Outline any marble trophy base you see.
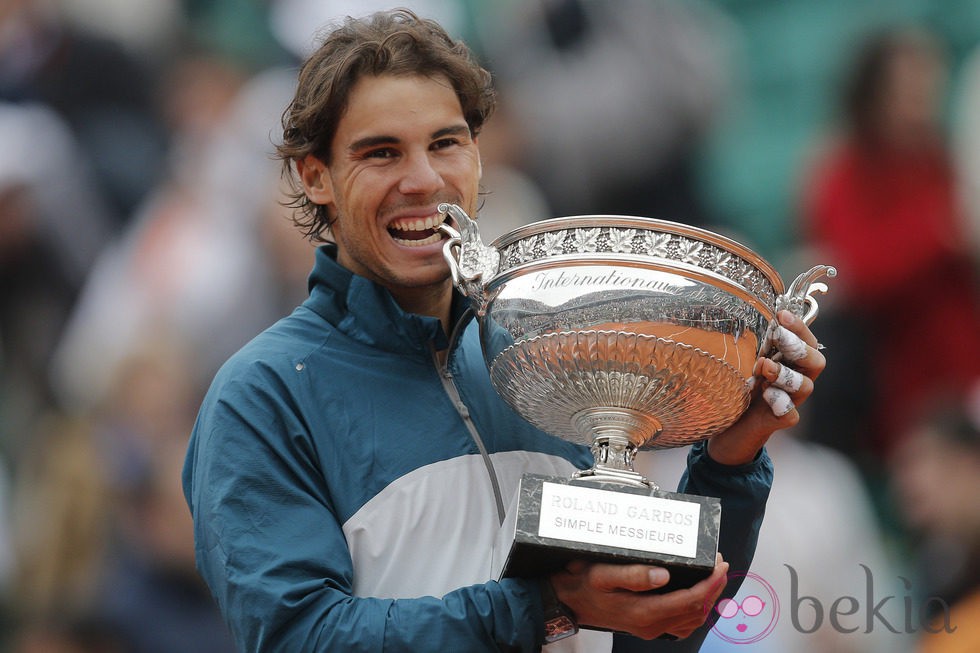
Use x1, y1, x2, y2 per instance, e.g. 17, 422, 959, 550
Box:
500, 474, 721, 595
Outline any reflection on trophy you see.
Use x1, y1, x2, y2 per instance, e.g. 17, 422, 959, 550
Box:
438, 203, 836, 592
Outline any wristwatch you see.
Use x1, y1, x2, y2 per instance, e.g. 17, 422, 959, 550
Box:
539, 578, 579, 643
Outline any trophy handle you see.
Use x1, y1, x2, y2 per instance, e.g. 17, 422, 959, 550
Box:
777, 264, 837, 326
438, 203, 500, 313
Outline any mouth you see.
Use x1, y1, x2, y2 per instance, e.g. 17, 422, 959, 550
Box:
386, 212, 451, 248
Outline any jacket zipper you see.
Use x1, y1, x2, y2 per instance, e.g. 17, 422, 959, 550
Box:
433, 317, 506, 526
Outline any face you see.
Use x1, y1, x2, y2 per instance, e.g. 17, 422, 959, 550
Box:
891, 427, 980, 538
877, 44, 946, 144
298, 73, 481, 305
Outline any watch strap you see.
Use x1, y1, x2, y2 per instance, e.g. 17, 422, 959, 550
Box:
539, 578, 579, 643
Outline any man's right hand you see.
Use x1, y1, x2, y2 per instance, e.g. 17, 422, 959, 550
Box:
548, 554, 729, 640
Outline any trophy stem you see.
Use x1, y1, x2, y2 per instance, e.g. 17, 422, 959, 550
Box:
571, 408, 661, 489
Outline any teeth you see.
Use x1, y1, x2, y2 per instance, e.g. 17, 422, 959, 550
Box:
392, 232, 443, 247
389, 214, 443, 232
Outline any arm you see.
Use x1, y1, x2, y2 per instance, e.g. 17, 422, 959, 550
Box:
679, 307, 823, 596
182, 377, 546, 652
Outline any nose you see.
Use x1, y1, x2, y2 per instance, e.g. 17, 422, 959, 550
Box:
398, 152, 445, 195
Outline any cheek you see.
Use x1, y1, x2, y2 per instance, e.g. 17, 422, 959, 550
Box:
447, 154, 483, 205
341, 167, 394, 211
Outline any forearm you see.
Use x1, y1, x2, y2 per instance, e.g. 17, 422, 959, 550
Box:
678, 440, 773, 576
190, 464, 546, 653
213, 576, 544, 652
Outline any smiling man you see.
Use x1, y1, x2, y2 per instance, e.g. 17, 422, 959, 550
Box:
293, 72, 480, 335
182, 9, 825, 652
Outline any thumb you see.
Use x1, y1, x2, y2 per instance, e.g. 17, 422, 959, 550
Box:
649, 566, 670, 590
604, 565, 670, 592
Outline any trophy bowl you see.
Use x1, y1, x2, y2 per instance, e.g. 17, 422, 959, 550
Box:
439, 203, 835, 586
439, 203, 835, 487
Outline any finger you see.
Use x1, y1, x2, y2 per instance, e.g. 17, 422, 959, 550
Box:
704, 554, 730, 604
777, 310, 818, 347
588, 563, 671, 593
665, 617, 710, 640
626, 559, 730, 639
661, 560, 731, 639
646, 558, 729, 619
759, 358, 813, 397
773, 362, 805, 393
664, 559, 730, 628
771, 325, 808, 362
763, 387, 795, 417
770, 325, 826, 376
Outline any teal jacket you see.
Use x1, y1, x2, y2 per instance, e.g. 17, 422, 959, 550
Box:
183, 245, 773, 652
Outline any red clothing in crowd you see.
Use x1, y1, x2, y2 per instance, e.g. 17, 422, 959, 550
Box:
803, 138, 980, 451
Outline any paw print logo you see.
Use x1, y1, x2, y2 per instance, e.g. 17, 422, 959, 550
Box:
706, 571, 779, 645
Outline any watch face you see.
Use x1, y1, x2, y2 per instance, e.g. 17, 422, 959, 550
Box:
544, 614, 578, 643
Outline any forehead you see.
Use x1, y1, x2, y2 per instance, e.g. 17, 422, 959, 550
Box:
335, 73, 465, 143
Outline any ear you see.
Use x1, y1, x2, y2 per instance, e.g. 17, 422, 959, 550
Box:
296, 155, 334, 206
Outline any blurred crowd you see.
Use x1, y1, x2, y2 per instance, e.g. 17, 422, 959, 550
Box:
0, 0, 979, 651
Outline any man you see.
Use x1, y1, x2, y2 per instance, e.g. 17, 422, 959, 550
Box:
183, 9, 825, 652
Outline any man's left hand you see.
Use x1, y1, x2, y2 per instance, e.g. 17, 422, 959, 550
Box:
706, 310, 826, 466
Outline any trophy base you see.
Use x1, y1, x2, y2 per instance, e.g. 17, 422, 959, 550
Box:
499, 473, 721, 594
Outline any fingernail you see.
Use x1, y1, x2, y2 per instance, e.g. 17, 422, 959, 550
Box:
649, 568, 670, 586
763, 358, 779, 379
779, 310, 797, 326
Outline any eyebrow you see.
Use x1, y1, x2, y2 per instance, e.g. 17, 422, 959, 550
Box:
347, 124, 472, 153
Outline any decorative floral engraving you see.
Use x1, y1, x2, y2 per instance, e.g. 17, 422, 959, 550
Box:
643, 232, 672, 258
608, 228, 636, 254
735, 261, 753, 287
573, 227, 600, 252
543, 231, 565, 257
677, 240, 703, 266
714, 250, 735, 276
517, 236, 537, 261
497, 225, 777, 303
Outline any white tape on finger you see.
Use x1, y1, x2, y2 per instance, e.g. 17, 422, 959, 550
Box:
773, 326, 808, 362
775, 364, 804, 393
763, 387, 795, 417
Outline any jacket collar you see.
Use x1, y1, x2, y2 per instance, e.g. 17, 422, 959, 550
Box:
303, 244, 471, 354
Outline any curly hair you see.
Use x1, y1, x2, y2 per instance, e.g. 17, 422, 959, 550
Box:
276, 8, 496, 242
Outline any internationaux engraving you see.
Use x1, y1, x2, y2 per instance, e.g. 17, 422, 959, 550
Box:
498, 226, 777, 307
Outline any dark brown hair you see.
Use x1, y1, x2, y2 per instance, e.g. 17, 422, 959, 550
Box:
841, 26, 943, 145
276, 8, 496, 241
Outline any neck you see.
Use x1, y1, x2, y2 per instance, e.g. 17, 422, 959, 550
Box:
389, 282, 454, 336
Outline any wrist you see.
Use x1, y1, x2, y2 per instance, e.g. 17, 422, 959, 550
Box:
706, 438, 762, 467
538, 577, 578, 643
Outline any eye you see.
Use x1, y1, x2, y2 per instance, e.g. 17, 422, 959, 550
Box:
431, 137, 460, 151
364, 147, 398, 159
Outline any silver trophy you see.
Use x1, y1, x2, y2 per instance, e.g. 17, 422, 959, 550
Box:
439, 203, 835, 589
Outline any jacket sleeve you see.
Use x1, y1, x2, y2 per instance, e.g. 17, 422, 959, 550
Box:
612, 440, 774, 653
182, 372, 546, 653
